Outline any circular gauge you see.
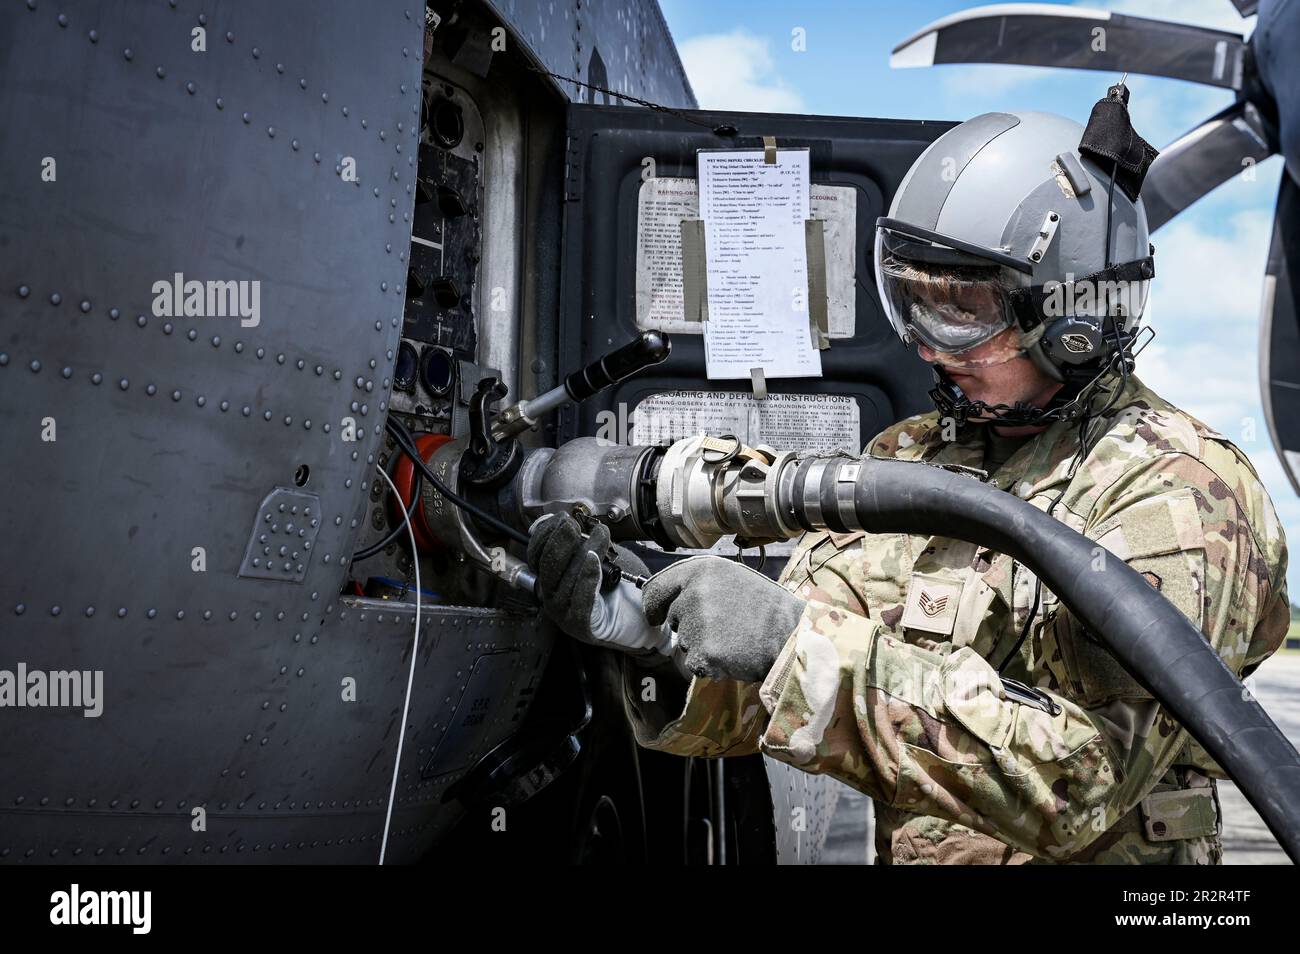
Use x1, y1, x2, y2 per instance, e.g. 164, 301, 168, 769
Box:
419, 346, 455, 397
429, 97, 464, 150
393, 341, 418, 392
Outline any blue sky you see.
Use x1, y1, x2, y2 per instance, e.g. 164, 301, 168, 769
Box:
659, 0, 1299, 598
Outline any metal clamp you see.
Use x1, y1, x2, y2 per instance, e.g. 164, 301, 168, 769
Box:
999, 676, 1062, 716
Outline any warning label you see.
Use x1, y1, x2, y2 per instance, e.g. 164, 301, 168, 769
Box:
634, 177, 858, 338
631, 390, 861, 456
635, 178, 698, 336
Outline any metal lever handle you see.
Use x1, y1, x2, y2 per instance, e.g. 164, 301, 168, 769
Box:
492, 332, 673, 440
563, 331, 671, 402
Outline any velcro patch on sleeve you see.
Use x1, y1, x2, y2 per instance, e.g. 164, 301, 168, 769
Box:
1093, 487, 1205, 562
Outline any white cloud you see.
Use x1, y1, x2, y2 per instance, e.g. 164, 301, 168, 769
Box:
1143, 206, 1274, 329
677, 31, 806, 113
939, 63, 1057, 98
1137, 340, 1258, 435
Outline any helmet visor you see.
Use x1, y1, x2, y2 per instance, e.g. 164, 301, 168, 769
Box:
874, 218, 1028, 354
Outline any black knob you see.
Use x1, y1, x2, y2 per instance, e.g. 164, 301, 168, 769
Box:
437, 185, 468, 217
406, 267, 427, 300
431, 277, 461, 309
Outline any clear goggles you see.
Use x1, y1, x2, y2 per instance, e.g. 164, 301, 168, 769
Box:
873, 217, 1033, 356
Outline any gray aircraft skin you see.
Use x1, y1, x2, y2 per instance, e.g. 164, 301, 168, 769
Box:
1, 0, 1297, 865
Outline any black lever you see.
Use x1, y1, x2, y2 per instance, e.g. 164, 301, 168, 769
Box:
462, 377, 522, 491
563, 331, 671, 402
469, 377, 507, 458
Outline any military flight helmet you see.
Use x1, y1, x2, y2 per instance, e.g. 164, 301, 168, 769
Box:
873, 95, 1157, 426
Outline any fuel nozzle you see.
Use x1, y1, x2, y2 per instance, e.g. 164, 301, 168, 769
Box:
492, 331, 671, 440
442, 334, 671, 583
565, 505, 650, 594
506, 332, 670, 584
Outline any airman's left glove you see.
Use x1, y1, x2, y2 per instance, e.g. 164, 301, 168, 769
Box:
527, 512, 673, 655
642, 555, 806, 683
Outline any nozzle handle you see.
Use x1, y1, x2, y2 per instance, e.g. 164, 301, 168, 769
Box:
564, 331, 671, 402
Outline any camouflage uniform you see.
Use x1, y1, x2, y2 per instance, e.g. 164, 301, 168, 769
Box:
623, 374, 1289, 864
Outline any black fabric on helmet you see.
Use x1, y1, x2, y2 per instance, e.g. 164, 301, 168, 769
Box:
1078, 83, 1159, 202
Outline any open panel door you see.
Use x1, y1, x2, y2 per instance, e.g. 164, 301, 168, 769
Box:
1263, 174, 1300, 495
557, 103, 954, 567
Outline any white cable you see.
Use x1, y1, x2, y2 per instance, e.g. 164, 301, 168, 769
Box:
375, 464, 421, 865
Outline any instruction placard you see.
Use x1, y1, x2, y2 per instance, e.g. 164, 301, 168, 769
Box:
697, 148, 820, 380
635, 177, 857, 338
631, 390, 861, 456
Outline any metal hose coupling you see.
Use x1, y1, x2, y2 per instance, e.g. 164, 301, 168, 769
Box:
653, 434, 804, 549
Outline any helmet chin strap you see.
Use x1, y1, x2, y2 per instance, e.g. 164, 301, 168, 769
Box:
929, 362, 1113, 429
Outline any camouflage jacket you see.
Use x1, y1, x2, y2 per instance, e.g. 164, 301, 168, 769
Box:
623, 374, 1289, 864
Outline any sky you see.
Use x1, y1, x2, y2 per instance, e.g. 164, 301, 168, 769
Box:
657, 0, 1300, 598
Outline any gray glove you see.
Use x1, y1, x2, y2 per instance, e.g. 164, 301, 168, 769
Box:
526, 512, 673, 655
642, 555, 807, 682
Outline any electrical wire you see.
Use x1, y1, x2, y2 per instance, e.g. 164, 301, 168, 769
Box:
352, 467, 422, 562
384, 417, 530, 546
376, 463, 421, 866
523, 63, 730, 133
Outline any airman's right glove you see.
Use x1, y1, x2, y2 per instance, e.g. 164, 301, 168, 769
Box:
526, 512, 674, 656
642, 555, 805, 682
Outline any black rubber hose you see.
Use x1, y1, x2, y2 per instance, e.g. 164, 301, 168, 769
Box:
385, 417, 529, 546
794, 457, 1300, 863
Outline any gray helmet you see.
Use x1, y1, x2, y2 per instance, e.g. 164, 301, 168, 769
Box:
874, 110, 1154, 384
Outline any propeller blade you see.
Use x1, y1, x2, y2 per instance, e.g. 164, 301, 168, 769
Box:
1143, 100, 1275, 231
892, 3, 1248, 90
1261, 175, 1300, 494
